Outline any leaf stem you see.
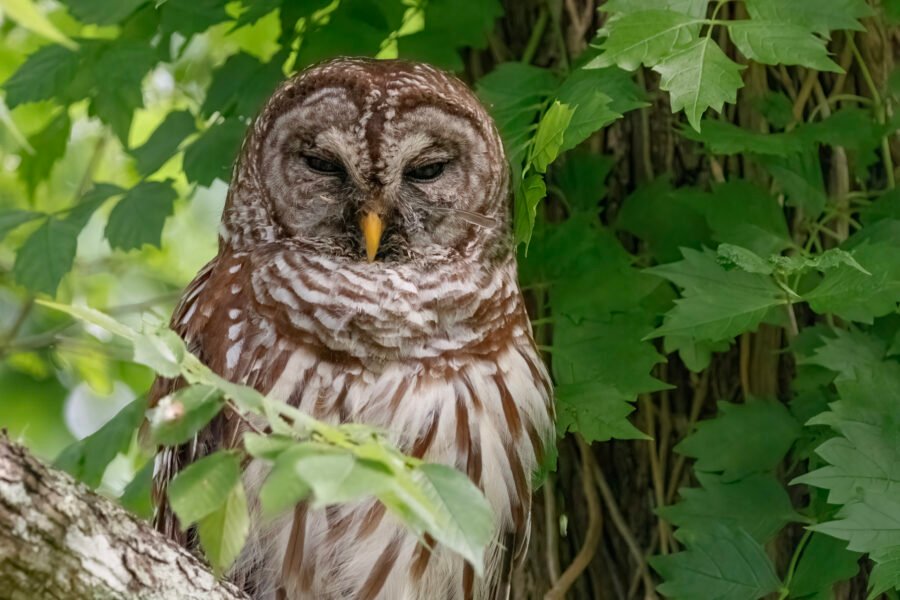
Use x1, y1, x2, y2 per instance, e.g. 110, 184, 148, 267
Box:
778, 528, 813, 599
847, 35, 895, 189
521, 6, 549, 65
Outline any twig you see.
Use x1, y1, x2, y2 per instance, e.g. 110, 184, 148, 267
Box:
590, 453, 658, 598
543, 474, 562, 584
665, 370, 710, 504
640, 395, 672, 555
545, 436, 603, 600
791, 69, 819, 122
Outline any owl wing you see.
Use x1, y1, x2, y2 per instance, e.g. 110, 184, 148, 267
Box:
148, 256, 246, 546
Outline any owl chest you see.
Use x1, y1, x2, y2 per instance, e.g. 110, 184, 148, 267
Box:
258, 342, 552, 526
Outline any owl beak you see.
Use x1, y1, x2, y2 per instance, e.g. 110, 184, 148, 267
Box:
360, 212, 384, 262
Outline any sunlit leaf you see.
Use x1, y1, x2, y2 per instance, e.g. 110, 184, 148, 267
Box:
168, 450, 241, 526
197, 481, 249, 574
0, 0, 77, 48
588, 10, 699, 71
654, 37, 744, 132
54, 396, 146, 488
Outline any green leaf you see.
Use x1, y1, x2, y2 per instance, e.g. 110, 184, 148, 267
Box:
551, 152, 615, 214
803, 226, 900, 323
120, 459, 154, 519
869, 547, 900, 598
160, 0, 230, 37
183, 119, 246, 186
167, 450, 242, 526
811, 491, 900, 553
863, 188, 900, 226
477, 63, 557, 165
197, 481, 249, 574
659, 472, 799, 542
397, 0, 503, 71
744, 0, 873, 35
3, 44, 80, 108
788, 534, 861, 597
258, 445, 313, 517
86, 40, 159, 145
555, 68, 625, 151
556, 380, 648, 442
54, 396, 146, 488
616, 178, 712, 263
132, 328, 186, 379
243, 432, 297, 461
417, 463, 494, 575
528, 101, 575, 174
653, 37, 745, 132
13, 217, 79, 295
201, 52, 283, 119
147, 385, 224, 446
675, 400, 801, 481
105, 180, 177, 250
692, 181, 792, 256
295, 0, 405, 67
553, 311, 667, 396
650, 524, 781, 599
513, 174, 546, 247
664, 335, 731, 372
681, 120, 805, 156
0, 210, 43, 242
754, 91, 794, 128
797, 328, 887, 383
291, 451, 393, 506
545, 219, 665, 318
131, 111, 196, 176
589, 10, 699, 71
770, 249, 870, 277
755, 151, 827, 218
557, 91, 618, 153
602, 0, 709, 17
0, 0, 77, 48
648, 249, 787, 343
716, 244, 774, 275
89, 47, 156, 148
795, 108, 883, 178
60, 0, 148, 24
728, 22, 841, 72
18, 111, 71, 196
795, 417, 900, 505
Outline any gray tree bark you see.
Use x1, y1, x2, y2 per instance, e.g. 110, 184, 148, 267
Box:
0, 434, 246, 600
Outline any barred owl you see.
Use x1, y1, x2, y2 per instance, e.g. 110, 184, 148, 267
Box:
150, 58, 554, 600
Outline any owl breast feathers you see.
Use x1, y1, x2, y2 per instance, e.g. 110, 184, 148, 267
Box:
150, 57, 555, 600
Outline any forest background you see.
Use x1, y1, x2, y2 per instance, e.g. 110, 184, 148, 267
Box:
1, 0, 899, 598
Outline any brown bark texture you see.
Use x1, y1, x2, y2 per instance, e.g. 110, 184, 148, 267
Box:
0, 433, 246, 600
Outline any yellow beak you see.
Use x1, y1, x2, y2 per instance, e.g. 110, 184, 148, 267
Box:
360, 212, 384, 263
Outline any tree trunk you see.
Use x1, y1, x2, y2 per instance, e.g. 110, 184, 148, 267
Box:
0, 434, 246, 600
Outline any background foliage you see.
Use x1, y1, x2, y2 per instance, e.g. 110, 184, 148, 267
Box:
1, 0, 899, 598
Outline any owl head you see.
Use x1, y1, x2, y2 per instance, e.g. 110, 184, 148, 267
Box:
221, 58, 510, 266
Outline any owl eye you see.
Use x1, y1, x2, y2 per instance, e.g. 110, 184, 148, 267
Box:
405, 161, 446, 182
303, 155, 345, 176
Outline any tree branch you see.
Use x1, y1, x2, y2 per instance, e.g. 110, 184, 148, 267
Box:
0, 433, 247, 600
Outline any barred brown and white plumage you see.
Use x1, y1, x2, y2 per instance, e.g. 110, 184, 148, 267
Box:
150, 57, 555, 600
